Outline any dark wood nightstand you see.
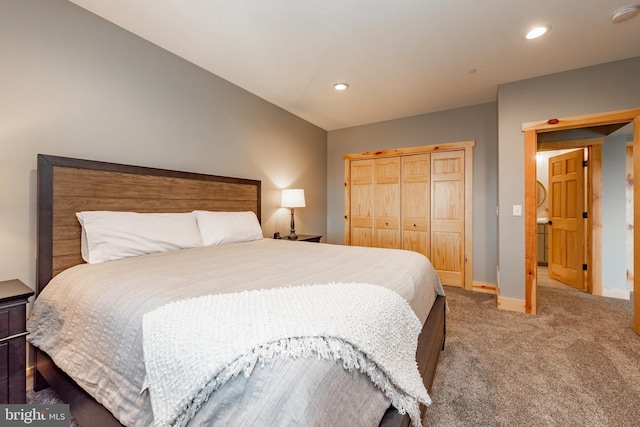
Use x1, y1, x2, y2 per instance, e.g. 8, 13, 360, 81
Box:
0, 279, 34, 404
286, 235, 322, 243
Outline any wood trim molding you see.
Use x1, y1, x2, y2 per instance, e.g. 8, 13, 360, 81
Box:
464, 144, 473, 291
590, 145, 603, 296
343, 140, 475, 160
538, 137, 605, 152
497, 295, 527, 313
495, 280, 525, 312
626, 145, 635, 293
472, 281, 497, 295
524, 130, 538, 314
344, 158, 352, 245
522, 108, 640, 132
634, 115, 640, 334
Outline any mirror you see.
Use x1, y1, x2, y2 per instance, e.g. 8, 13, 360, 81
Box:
536, 180, 547, 207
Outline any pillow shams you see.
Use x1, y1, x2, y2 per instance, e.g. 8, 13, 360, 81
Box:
193, 211, 263, 245
76, 211, 202, 264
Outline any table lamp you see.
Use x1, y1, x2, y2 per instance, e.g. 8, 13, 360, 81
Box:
281, 189, 305, 240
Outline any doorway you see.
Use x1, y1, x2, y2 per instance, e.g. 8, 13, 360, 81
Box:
537, 147, 592, 292
522, 107, 640, 335
536, 139, 610, 297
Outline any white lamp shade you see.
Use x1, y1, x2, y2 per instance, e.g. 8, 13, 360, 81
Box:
281, 189, 306, 208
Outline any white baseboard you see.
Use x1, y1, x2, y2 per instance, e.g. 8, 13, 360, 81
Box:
602, 287, 631, 300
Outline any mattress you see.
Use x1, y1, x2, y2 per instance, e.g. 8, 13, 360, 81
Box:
27, 238, 443, 426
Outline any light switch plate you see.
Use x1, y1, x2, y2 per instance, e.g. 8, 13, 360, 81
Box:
513, 205, 522, 216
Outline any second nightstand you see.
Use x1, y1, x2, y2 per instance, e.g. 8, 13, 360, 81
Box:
0, 279, 34, 404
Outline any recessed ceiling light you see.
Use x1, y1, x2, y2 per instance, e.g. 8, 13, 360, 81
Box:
611, 6, 639, 23
333, 83, 349, 91
525, 26, 550, 40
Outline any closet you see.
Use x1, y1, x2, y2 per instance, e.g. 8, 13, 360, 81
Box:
344, 141, 474, 288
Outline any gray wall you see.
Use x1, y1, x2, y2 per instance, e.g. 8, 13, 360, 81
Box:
497, 57, 640, 300
0, 0, 327, 291
327, 103, 498, 285
602, 135, 628, 293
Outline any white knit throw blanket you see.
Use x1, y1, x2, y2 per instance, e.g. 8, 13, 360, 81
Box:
142, 283, 430, 427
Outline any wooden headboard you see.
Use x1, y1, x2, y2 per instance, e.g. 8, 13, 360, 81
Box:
37, 154, 261, 294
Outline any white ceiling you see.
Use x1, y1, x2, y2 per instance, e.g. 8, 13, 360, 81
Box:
69, 0, 640, 131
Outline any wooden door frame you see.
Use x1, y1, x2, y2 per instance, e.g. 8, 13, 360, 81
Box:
536, 142, 602, 298
344, 140, 474, 290
522, 108, 640, 335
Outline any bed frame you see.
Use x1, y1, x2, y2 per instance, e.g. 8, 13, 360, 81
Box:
35, 154, 445, 427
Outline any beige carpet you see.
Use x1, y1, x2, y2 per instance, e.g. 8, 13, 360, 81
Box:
423, 285, 640, 427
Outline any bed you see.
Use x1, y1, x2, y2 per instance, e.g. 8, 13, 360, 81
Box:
30, 154, 446, 427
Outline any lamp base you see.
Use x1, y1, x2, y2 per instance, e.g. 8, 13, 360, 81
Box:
287, 208, 298, 240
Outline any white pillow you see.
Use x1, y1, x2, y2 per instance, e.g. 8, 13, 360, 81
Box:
76, 211, 202, 264
193, 211, 263, 246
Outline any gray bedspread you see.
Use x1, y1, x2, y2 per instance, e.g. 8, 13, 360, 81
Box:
27, 239, 442, 426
